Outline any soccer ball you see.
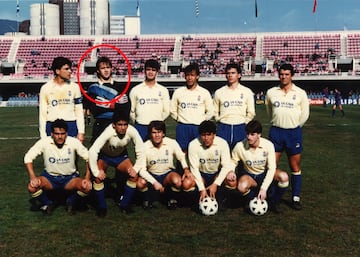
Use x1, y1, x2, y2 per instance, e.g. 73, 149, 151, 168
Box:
199, 196, 218, 216
249, 197, 268, 216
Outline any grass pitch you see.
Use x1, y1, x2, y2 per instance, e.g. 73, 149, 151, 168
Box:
0, 105, 359, 257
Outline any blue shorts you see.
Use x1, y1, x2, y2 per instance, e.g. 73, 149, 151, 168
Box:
41, 170, 79, 190
269, 126, 303, 155
240, 170, 266, 186
176, 123, 199, 151
99, 152, 129, 168
46, 120, 78, 137
151, 170, 173, 185
135, 123, 148, 141
217, 122, 246, 149
200, 171, 218, 187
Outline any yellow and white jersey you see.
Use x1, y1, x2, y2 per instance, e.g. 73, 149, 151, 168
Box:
170, 85, 214, 125
265, 83, 309, 129
188, 136, 233, 191
139, 137, 188, 184
231, 137, 276, 191
89, 124, 145, 177
39, 79, 84, 138
213, 83, 255, 124
129, 82, 170, 124
24, 136, 88, 176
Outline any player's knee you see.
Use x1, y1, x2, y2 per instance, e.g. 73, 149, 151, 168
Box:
182, 178, 196, 191
136, 178, 147, 190
278, 171, 289, 183
237, 181, 249, 194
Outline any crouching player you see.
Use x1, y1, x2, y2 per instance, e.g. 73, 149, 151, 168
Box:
231, 120, 289, 214
89, 109, 145, 217
24, 119, 92, 215
137, 120, 196, 210
188, 120, 236, 209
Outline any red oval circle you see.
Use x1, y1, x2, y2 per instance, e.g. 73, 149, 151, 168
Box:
76, 44, 131, 106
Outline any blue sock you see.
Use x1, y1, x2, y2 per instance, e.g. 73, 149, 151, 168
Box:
32, 189, 52, 206
119, 181, 136, 208
94, 182, 107, 209
291, 171, 302, 199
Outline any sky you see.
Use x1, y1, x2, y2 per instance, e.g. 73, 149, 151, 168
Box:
1, 0, 360, 34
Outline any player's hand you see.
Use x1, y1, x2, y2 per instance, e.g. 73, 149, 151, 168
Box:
207, 183, 217, 198
81, 179, 92, 192
199, 190, 208, 202
182, 168, 194, 180
97, 170, 106, 181
153, 182, 164, 193
257, 188, 267, 201
77, 133, 85, 143
226, 171, 237, 183
30, 177, 41, 188
127, 167, 137, 178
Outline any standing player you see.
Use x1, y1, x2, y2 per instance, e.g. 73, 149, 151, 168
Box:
129, 59, 170, 141
265, 63, 310, 210
89, 109, 145, 217
39, 56, 85, 142
231, 120, 289, 213
170, 63, 214, 152
331, 88, 345, 117
87, 56, 131, 144
24, 119, 92, 215
188, 120, 236, 203
137, 120, 195, 209
213, 63, 255, 149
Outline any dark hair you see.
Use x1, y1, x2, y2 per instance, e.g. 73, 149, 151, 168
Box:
183, 63, 200, 76
148, 120, 166, 135
145, 59, 160, 71
245, 120, 262, 134
225, 63, 242, 74
96, 56, 112, 70
51, 119, 68, 132
51, 56, 72, 75
112, 109, 130, 123
199, 120, 216, 134
279, 63, 294, 76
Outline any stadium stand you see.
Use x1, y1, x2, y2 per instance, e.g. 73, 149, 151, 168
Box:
0, 31, 360, 78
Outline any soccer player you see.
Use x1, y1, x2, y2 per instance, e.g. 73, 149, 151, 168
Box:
188, 120, 236, 204
137, 120, 196, 210
170, 63, 214, 152
38, 56, 85, 142
88, 109, 145, 217
265, 63, 310, 210
331, 88, 345, 117
24, 119, 92, 215
129, 59, 170, 141
87, 56, 131, 144
213, 63, 255, 149
231, 120, 289, 214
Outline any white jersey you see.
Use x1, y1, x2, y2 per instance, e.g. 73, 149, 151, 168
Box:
232, 137, 276, 191
265, 83, 309, 129
140, 137, 188, 184
213, 83, 255, 124
39, 79, 84, 138
129, 82, 170, 124
170, 85, 214, 125
24, 136, 88, 176
89, 124, 145, 177
188, 136, 233, 191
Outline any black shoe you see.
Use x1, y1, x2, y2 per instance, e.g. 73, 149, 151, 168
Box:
167, 199, 178, 210
119, 205, 134, 214
142, 201, 154, 210
40, 203, 55, 215
291, 200, 302, 210
96, 208, 107, 218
